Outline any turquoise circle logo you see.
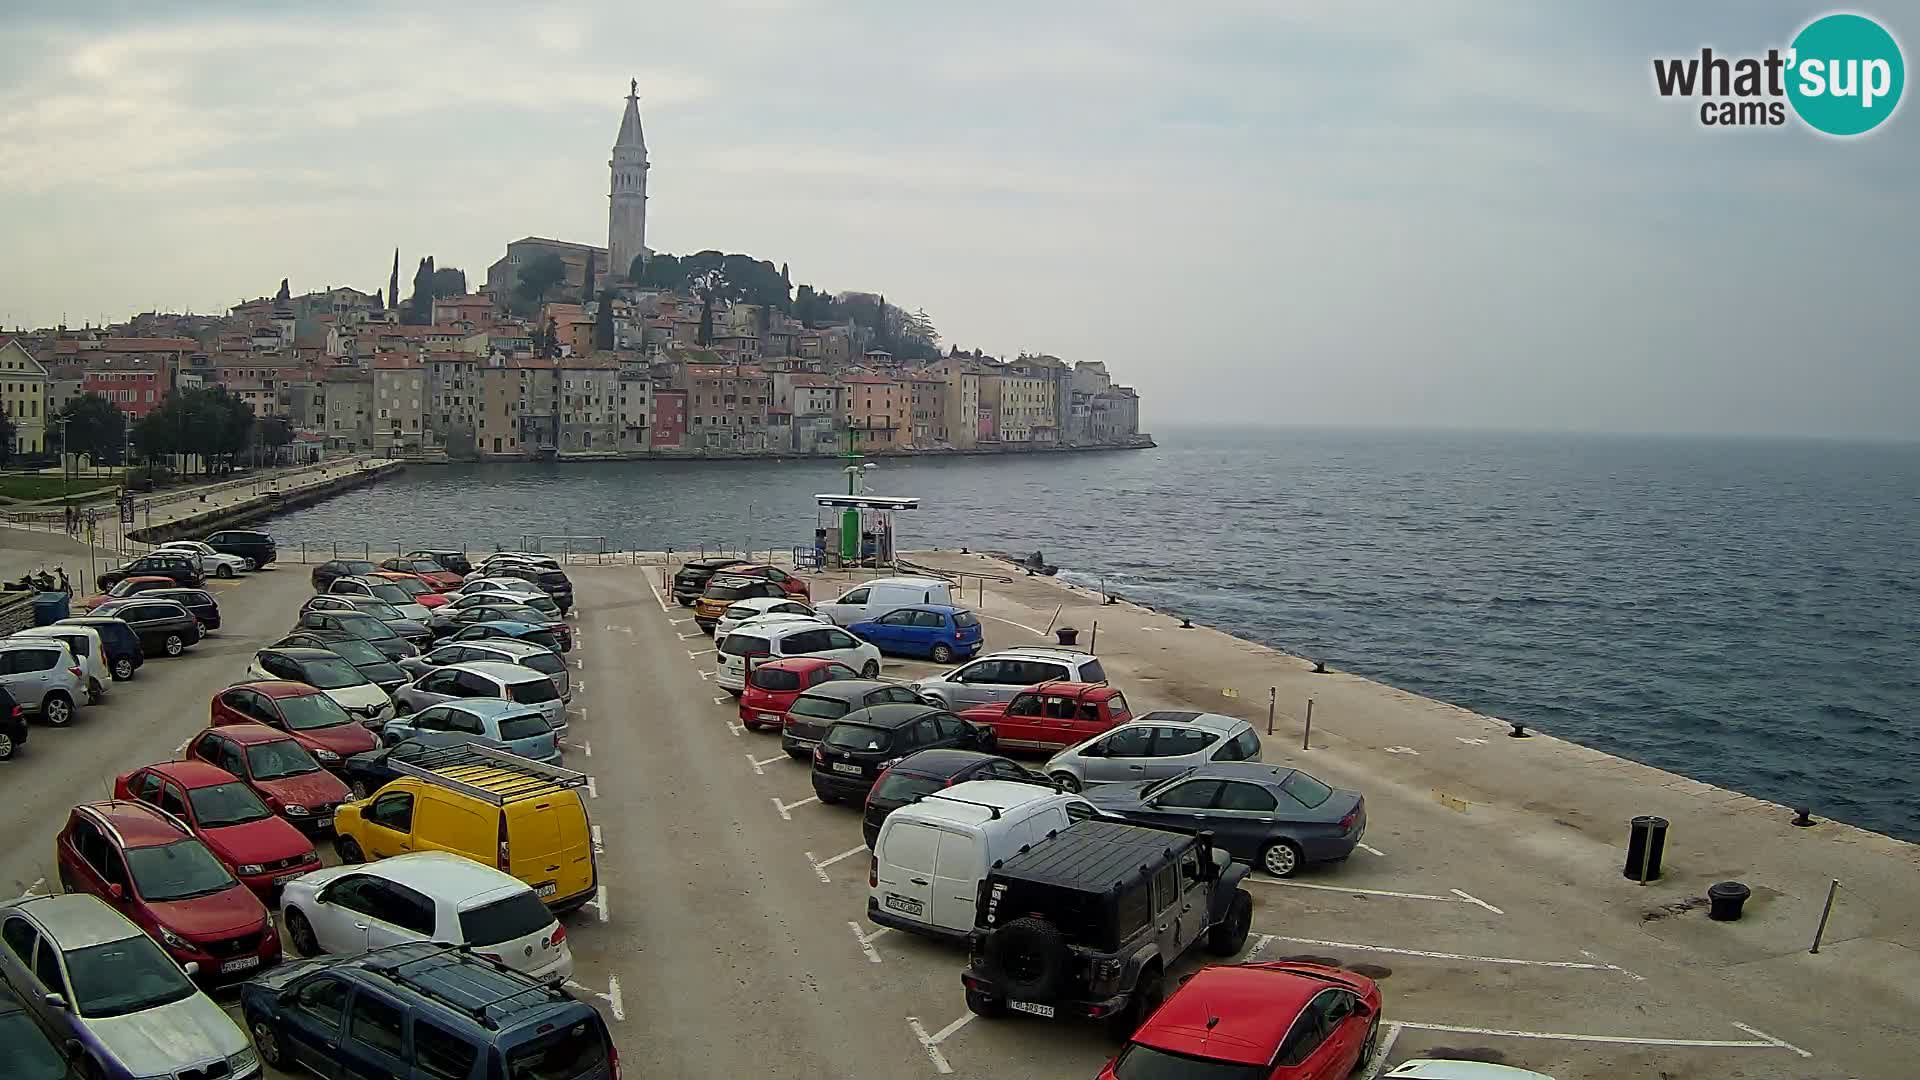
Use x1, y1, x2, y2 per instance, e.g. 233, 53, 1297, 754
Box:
1787, 13, 1905, 135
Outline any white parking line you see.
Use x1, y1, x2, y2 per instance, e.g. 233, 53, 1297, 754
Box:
1360, 1023, 1402, 1080
1395, 1020, 1811, 1056
580, 885, 609, 924
1356, 842, 1387, 857
590, 824, 603, 855
643, 575, 669, 613
572, 658, 584, 670
564, 976, 626, 1021
725, 721, 745, 737
976, 613, 1045, 637
699, 670, 715, 681
585, 776, 598, 799
1450, 888, 1505, 915
907, 1013, 974, 1075
603, 625, 633, 634
1246, 879, 1460, 904
771, 795, 818, 821
13, 878, 45, 900
1252, 935, 1636, 977
678, 632, 704, 641
807, 845, 867, 883
668, 617, 691, 626
848, 921, 889, 963
573, 679, 587, 694
713, 696, 729, 706
746, 753, 787, 775
687, 648, 715, 659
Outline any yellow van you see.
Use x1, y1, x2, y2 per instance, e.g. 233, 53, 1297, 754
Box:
332, 744, 597, 913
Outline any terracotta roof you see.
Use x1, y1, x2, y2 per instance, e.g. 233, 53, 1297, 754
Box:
91, 337, 196, 351
842, 374, 899, 385
372, 355, 420, 370
787, 375, 842, 388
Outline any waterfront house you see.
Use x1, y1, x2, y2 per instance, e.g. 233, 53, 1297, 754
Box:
684, 363, 771, 451
558, 355, 620, 452
0, 339, 49, 455
372, 354, 427, 452
843, 374, 907, 451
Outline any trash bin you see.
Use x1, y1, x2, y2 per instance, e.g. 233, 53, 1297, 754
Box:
1707, 881, 1751, 921
1055, 627, 1079, 647
31, 592, 70, 626
1623, 815, 1669, 881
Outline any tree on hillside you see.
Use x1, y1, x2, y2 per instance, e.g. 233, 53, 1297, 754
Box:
515, 254, 569, 313
593, 291, 615, 351
275, 278, 290, 302
691, 268, 727, 346
429, 266, 466, 298
582, 250, 597, 304
58, 393, 127, 467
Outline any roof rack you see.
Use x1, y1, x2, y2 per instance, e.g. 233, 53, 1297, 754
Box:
921, 793, 1004, 820
384, 743, 589, 805
364, 944, 568, 1030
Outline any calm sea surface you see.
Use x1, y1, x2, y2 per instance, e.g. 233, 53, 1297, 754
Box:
268, 429, 1920, 841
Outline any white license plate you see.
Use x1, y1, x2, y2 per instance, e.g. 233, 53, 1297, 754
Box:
315, 816, 333, 829
883, 894, 923, 916
1009, 1001, 1055, 1018
220, 955, 261, 974
274, 873, 301, 885
758, 712, 781, 722
536, 882, 558, 897
831, 762, 863, 775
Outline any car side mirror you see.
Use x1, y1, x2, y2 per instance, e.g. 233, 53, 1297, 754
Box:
43, 993, 68, 1011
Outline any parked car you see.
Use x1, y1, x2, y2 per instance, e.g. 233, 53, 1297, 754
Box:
54, 617, 143, 681
279, 852, 572, 979
811, 703, 995, 804
962, 819, 1253, 1036
715, 596, 818, 639
862, 750, 1054, 848
338, 736, 511, 799
1046, 712, 1262, 793
454, 575, 545, 599
0, 638, 85, 726
11, 625, 110, 704
292, 609, 417, 661
0, 980, 75, 1080
239, 941, 612, 1080
331, 742, 596, 913
1085, 763, 1366, 878
75, 575, 176, 613
375, 556, 462, 590
849, 604, 984, 663
483, 564, 574, 614
444, 589, 562, 620
695, 575, 795, 632
184, 724, 352, 833
145, 587, 219, 631
433, 603, 573, 650
95, 553, 202, 592
392, 662, 567, 734
958, 682, 1133, 753
0, 893, 257, 1080
214, 681, 385, 763
870, 780, 1097, 938
242, 649, 397, 725
371, 570, 450, 608
738, 656, 857, 731
476, 551, 559, 571
815, 575, 955, 626
719, 620, 881, 695
310, 559, 380, 591
1099, 962, 1383, 1078
402, 548, 472, 575
301, 595, 431, 643
0, 686, 26, 761
111, 761, 320, 896
672, 556, 750, 605
204, 528, 277, 568
706, 563, 808, 600
912, 647, 1109, 710
382, 699, 561, 765
154, 540, 251, 578
270, 632, 410, 695
87, 598, 201, 657
448, 619, 565, 654
54, 800, 281, 981
781, 680, 926, 759
397, 638, 572, 701
327, 576, 431, 620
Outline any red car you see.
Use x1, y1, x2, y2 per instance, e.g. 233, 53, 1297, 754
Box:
1099, 962, 1382, 1080
379, 556, 464, 590
210, 681, 380, 766
75, 574, 176, 613
958, 683, 1132, 752
722, 564, 811, 600
55, 800, 281, 981
112, 760, 320, 895
738, 657, 860, 730
183, 723, 352, 833
374, 570, 451, 609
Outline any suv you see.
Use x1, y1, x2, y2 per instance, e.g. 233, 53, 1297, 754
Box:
0, 639, 85, 726
240, 941, 615, 1080
912, 647, 1109, 710
695, 574, 795, 632
810, 704, 995, 804
1046, 713, 1262, 793
0, 685, 27, 761
961, 819, 1253, 1037
672, 556, 750, 605
87, 598, 201, 657
205, 528, 277, 568
393, 662, 566, 735
95, 553, 202, 592
312, 559, 382, 591
959, 683, 1133, 752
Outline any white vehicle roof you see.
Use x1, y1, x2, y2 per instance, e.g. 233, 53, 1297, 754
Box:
1387, 1062, 1557, 1080
1113, 712, 1245, 735
901, 780, 1068, 826
852, 576, 948, 590
0, 637, 73, 655
725, 597, 811, 614
735, 612, 825, 630
979, 646, 1096, 663
756, 620, 845, 642
450, 638, 552, 659
12, 625, 98, 642
156, 540, 211, 552
468, 576, 541, 589
343, 851, 542, 909
450, 661, 551, 685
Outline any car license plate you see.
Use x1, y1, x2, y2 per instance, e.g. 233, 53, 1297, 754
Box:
274, 873, 301, 885
758, 712, 781, 722
883, 894, 923, 916
1009, 1001, 1055, 1018
315, 816, 333, 829
536, 882, 558, 898
831, 762, 863, 776
220, 955, 261, 974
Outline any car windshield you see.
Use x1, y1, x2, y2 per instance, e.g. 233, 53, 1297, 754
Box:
788, 695, 848, 721
335, 614, 392, 640
0, 1009, 67, 1079
126, 839, 238, 902
279, 691, 358, 730
63, 936, 197, 1019
386, 577, 432, 598
507, 679, 558, 705
342, 561, 378, 575
458, 890, 555, 947
749, 667, 803, 692
1111, 1043, 1267, 1080
247, 739, 322, 778
824, 723, 891, 753
299, 657, 371, 690
1280, 771, 1333, 808
873, 770, 946, 804
497, 713, 551, 741
519, 652, 565, 677
721, 633, 771, 657
706, 581, 759, 601
321, 638, 386, 666
405, 560, 443, 574
354, 600, 406, 621
188, 781, 273, 827
366, 583, 412, 604
505, 1017, 608, 1080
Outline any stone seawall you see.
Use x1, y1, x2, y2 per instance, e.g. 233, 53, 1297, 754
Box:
127, 460, 405, 543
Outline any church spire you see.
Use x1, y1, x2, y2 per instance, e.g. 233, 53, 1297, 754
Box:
608, 78, 650, 282
615, 78, 646, 151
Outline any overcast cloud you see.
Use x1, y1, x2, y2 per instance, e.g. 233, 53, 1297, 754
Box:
1, 1, 1913, 439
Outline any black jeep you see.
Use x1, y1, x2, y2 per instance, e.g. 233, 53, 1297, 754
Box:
961, 819, 1253, 1037
672, 557, 749, 606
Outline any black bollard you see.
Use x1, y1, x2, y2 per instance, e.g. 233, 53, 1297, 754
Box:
1623, 815, 1669, 882
1792, 806, 1815, 827
1055, 627, 1078, 647
1707, 881, 1751, 921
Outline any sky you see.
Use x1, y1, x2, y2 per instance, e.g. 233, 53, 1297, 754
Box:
1, 1, 1914, 439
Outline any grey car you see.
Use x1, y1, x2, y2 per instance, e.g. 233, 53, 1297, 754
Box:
0, 894, 257, 1080
910, 647, 1108, 710
780, 680, 927, 759
397, 639, 571, 701
298, 595, 430, 643
0, 639, 86, 726
1043, 711, 1262, 792
1084, 762, 1366, 877
391, 661, 567, 734
292, 609, 418, 661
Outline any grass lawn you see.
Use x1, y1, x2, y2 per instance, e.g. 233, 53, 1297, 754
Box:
0, 473, 120, 502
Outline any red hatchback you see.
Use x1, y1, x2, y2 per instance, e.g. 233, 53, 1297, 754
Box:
374, 570, 451, 609
55, 800, 281, 981
723, 564, 812, 600
958, 683, 1132, 752
379, 556, 464, 590
184, 724, 352, 834
738, 657, 859, 730
209, 681, 380, 767
1100, 962, 1382, 1080
112, 760, 319, 895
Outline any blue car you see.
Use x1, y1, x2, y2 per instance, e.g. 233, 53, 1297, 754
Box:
848, 605, 984, 663
381, 699, 562, 765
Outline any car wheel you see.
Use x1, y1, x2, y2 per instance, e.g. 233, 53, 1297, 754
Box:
335, 836, 365, 864
163, 633, 185, 657
1351, 1015, 1382, 1076
964, 986, 1006, 1018
0, 731, 14, 760
861, 659, 880, 678
42, 692, 73, 727
1106, 964, 1162, 1040
930, 643, 954, 664
1206, 890, 1253, 956
287, 909, 320, 958
1050, 772, 1081, 793
112, 657, 134, 681
1261, 839, 1304, 878
217, 565, 233, 579
252, 1019, 284, 1068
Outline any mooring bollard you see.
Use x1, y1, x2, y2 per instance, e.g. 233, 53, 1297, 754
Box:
1809, 878, 1840, 953
1624, 815, 1669, 883
1707, 881, 1751, 921
1792, 806, 1816, 827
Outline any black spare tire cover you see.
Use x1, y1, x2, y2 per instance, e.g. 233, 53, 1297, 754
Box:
985, 917, 1068, 1000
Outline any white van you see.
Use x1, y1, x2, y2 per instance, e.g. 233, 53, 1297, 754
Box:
816, 576, 955, 627
868, 780, 1098, 941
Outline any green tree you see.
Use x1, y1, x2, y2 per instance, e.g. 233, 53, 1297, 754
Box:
581, 250, 597, 305
58, 393, 127, 467
593, 291, 615, 351
0, 412, 15, 465
429, 266, 466, 298
515, 254, 569, 312
258, 417, 293, 464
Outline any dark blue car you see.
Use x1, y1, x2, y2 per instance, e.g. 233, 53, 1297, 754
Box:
847, 605, 983, 663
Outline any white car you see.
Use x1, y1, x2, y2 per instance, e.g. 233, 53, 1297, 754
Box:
9, 624, 111, 704
280, 851, 573, 979
714, 596, 818, 639
326, 576, 431, 621
716, 620, 880, 693
477, 553, 561, 574
155, 540, 252, 578
456, 576, 546, 598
